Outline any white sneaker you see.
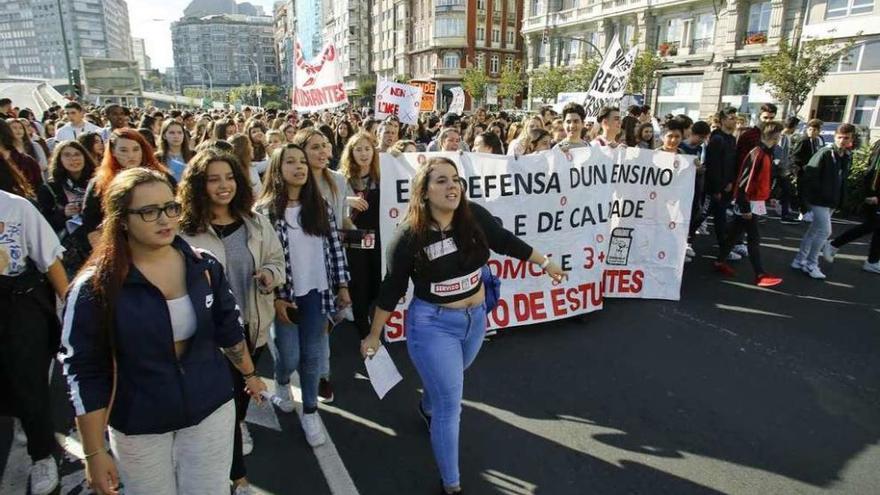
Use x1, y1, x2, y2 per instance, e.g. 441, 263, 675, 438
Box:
30, 457, 58, 495
726, 251, 743, 261
790, 258, 804, 270
233, 483, 255, 495
862, 261, 880, 274
241, 422, 253, 456
301, 412, 326, 447
686, 245, 696, 257
802, 264, 826, 279
822, 241, 839, 263
802, 211, 814, 223
12, 418, 27, 445
274, 383, 295, 413
732, 244, 749, 257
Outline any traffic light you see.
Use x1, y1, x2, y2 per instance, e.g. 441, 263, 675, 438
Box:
542, 28, 550, 45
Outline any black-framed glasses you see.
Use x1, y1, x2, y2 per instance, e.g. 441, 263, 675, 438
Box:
126, 202, 182, 222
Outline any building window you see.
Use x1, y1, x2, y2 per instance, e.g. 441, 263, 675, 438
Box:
692, 13, 715, 52
721, 72, 778, 120
507, 30, 515, 45
444, 52, 460, 69
492, 28, 500, 43
815, 95, 848, 122
747, 1, 771, 36
657, 74, 703, 119
477, 0, 486, 10
852, 95, 880, 126
477, 27, 485, 41
476, 52, 485, 69
490, 54, 499, 73
835, 40, 880, 72
506, 55, 514, 70
530, 0, 540, 16
826, 0, 874, 19
435, 17, 465, 37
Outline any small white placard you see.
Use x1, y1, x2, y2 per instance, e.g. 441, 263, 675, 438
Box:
364, 346, 402, 399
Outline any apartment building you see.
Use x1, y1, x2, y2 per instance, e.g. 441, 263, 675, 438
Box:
0, 0, 133, 79
171, 13, 280, 89
274, 0, 295, 89
521, 0, 804, 119
372, 0, 524, 111
799, 0, 880, 139
323, 0, 373, 96
297, 0, 325, 58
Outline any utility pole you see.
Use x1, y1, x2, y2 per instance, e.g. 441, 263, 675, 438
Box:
55, 0, 74, 87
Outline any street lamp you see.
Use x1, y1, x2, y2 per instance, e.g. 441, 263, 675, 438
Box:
195, 65, 213, 99
234, 54, 261, 108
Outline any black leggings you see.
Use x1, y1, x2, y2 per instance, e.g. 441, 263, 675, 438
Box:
230, 342, 264, 481
346, 246, 382, 339
831, 208, 880, 263
720, 215, 765, 275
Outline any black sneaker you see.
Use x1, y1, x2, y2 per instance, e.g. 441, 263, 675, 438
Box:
780, 214, 800, 225
318, 378, 334, 403
418, 401, 432, 431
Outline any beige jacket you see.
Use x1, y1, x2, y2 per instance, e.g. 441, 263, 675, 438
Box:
181, 211, 285, 348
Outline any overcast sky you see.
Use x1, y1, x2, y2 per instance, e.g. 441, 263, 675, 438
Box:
128, 0, 278, 71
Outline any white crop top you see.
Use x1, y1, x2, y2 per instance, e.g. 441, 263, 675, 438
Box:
167, 295, 197, 342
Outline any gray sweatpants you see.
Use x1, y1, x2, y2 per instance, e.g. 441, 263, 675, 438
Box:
108, 399, 235, 495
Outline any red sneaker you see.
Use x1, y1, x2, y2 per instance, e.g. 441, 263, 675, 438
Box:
713, 261, 736, 277
755, 273, 783, 287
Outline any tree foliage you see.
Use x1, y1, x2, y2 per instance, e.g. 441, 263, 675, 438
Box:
757, 38, 855, 114
497, 60, 526, 106
565, 58, 601, 92
627, 51, 664, 95
529, 66, 570, 103
461, 66, 490, 104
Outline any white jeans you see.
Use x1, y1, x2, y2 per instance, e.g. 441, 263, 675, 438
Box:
796, 205, 832, 268
108, 399, 235, 495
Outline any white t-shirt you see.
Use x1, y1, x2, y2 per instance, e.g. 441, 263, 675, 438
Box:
0, 190, 65, 276
55, 121, 103, 142
284, 205, 328, 297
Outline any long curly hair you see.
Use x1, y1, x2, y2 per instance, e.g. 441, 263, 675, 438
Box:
178, 149, 254, 235
94, 129, 168, 195
405, 157, 487, 270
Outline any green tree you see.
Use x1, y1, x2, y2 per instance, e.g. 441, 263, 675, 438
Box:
529, 66, 569, 103
565, 58, 601, 92
356, 76, 376, 99
757, 38, 855, 115
183, 87, 205, 99
461, 66, 490, 106
497, 60, 527, 107
627, 51, 664, 96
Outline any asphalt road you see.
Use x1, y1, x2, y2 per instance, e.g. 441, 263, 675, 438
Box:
2, 216, 879, 495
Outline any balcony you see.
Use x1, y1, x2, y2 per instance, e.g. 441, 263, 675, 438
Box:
658, 41, 680, 57
743, 30, 767, 45
433, 67, 462, 77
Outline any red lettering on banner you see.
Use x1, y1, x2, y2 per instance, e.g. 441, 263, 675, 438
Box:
602, 269, 644, 294
389, 87, 405, 97
386, 310, 406, 340
511, 291, 548, 322
548, 283, 604, 316
377, 102, 400, 115
487, 258, 548, 280
491, 299, 510, 327
294, 83, 348, 109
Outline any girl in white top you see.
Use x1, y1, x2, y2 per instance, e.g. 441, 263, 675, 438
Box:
507, 115, 545, 156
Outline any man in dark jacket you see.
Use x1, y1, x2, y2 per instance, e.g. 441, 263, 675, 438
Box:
824, 138, 880, 274
790, 118, 825, 219
792, 123, 855, 279
704, 107, 739, 257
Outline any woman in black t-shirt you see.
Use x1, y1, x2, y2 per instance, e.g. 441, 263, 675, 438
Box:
361, 157, 565, 495
339, 132, 381, 338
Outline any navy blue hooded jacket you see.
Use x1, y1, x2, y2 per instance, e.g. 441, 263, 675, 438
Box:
59, 237, 245, 435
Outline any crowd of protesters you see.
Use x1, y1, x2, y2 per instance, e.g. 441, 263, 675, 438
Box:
1, 93, 878, 494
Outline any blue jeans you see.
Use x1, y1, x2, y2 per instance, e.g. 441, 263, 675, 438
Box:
269, 289, 325, 412
405, 297, 486, 487
795, 205, 832, 269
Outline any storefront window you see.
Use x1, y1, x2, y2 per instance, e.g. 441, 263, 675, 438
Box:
657, 74, 702, 119
815, 95, 847, 123
721, 72, 779, 122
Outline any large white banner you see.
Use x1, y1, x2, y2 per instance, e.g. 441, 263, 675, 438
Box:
378, 147, 695, 342
374, 80, 422, 125
292, 40, 348, 112
583, 37, 639, 120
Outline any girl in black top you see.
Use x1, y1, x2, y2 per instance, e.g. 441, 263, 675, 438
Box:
339, 132, 381, 338
37, 140, 97, 275
360, 157, 564, 494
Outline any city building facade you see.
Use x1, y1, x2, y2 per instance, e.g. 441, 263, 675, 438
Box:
799, 0, 880, 140
371, 0, 525, 111
274, 0, 295, 91
131, 38, 152, 76
171, 13, 280, 89
323, 0, 373, 97
297, 0, 325, 58
521, 0, 804, 120
0, 0, 133, 79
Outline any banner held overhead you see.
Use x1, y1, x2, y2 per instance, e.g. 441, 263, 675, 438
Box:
292, 40, 348, 112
